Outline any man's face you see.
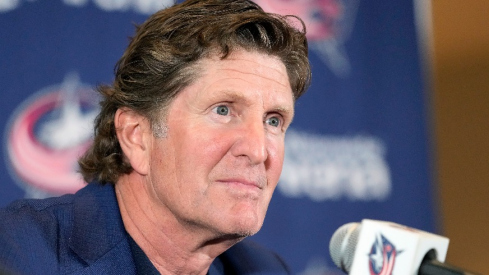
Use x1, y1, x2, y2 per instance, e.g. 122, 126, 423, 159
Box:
147, 50, 294, 238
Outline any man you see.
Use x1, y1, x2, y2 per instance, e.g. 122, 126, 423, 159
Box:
0, 0, 311, 274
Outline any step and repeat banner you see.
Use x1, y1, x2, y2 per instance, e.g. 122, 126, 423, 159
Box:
0, 0, 436, 273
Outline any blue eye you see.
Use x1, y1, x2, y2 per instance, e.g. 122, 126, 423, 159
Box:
266, 116, 281, 127
215, 105, 229, 116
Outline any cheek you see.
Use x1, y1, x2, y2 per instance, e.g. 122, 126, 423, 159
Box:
172, 128, 232, 179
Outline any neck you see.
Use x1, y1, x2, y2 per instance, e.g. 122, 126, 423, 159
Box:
115, 174, 241, 275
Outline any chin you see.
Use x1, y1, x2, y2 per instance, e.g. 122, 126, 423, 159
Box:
226, 216, 264, 238
212, 200, 268, 238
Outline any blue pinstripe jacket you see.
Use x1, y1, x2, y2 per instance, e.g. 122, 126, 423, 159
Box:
0, 183, 290, 275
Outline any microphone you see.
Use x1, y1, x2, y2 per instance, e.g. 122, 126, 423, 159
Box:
329, 219, 481, 275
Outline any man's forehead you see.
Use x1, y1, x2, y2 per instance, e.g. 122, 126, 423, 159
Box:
195, 49, 286, 76
201, 54, 290, 90
217, 52, 287, 76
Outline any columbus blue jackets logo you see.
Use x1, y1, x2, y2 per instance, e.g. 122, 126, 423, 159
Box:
253, 0, 359, 77
4, 73, 98, 198
368, 234, 400, 275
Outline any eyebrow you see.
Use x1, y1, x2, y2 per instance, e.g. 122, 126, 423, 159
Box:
211, 89, 245, 102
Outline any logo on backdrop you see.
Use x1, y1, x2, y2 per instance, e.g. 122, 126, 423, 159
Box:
280, 130, 391, 201
4, 73, 98, 198
368, 234, 400, 275
253, 0, 360, 77
2, 0, 358, 76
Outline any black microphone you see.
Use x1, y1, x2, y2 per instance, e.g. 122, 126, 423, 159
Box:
329, 220, 481, 275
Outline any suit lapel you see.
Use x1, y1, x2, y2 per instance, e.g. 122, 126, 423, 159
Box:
68, 183, 135, 272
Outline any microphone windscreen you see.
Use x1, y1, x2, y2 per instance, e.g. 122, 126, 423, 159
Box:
329, 222, 361, 272
329, 219, 450, 275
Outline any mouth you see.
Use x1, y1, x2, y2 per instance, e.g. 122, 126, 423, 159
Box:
218, 178, 262, 188
216, 178, 264, 197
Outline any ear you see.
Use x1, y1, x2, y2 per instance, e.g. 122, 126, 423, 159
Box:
114, 108, 151, 175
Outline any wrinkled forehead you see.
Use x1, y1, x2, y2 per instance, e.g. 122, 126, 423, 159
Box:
153, 49, 293, 122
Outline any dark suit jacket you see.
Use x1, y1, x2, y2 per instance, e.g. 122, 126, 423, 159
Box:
0, 183, 290, 274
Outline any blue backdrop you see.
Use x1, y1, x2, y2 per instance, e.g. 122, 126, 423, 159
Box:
0, 0, 437, 273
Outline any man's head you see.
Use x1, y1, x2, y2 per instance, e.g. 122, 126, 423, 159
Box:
116, 49, 294, 238
79, 0, 310, 184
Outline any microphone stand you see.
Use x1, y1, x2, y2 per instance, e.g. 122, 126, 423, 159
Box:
418, 250, 482, 275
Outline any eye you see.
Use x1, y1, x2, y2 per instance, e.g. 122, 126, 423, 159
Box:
266, 116, 282, 128
214, 105, 229, 116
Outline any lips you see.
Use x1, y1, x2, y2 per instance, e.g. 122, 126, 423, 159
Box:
218, 178, 263, 189
215, 178, 265, 198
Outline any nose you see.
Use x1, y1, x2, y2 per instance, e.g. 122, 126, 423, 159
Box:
230, 119, 268, 165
